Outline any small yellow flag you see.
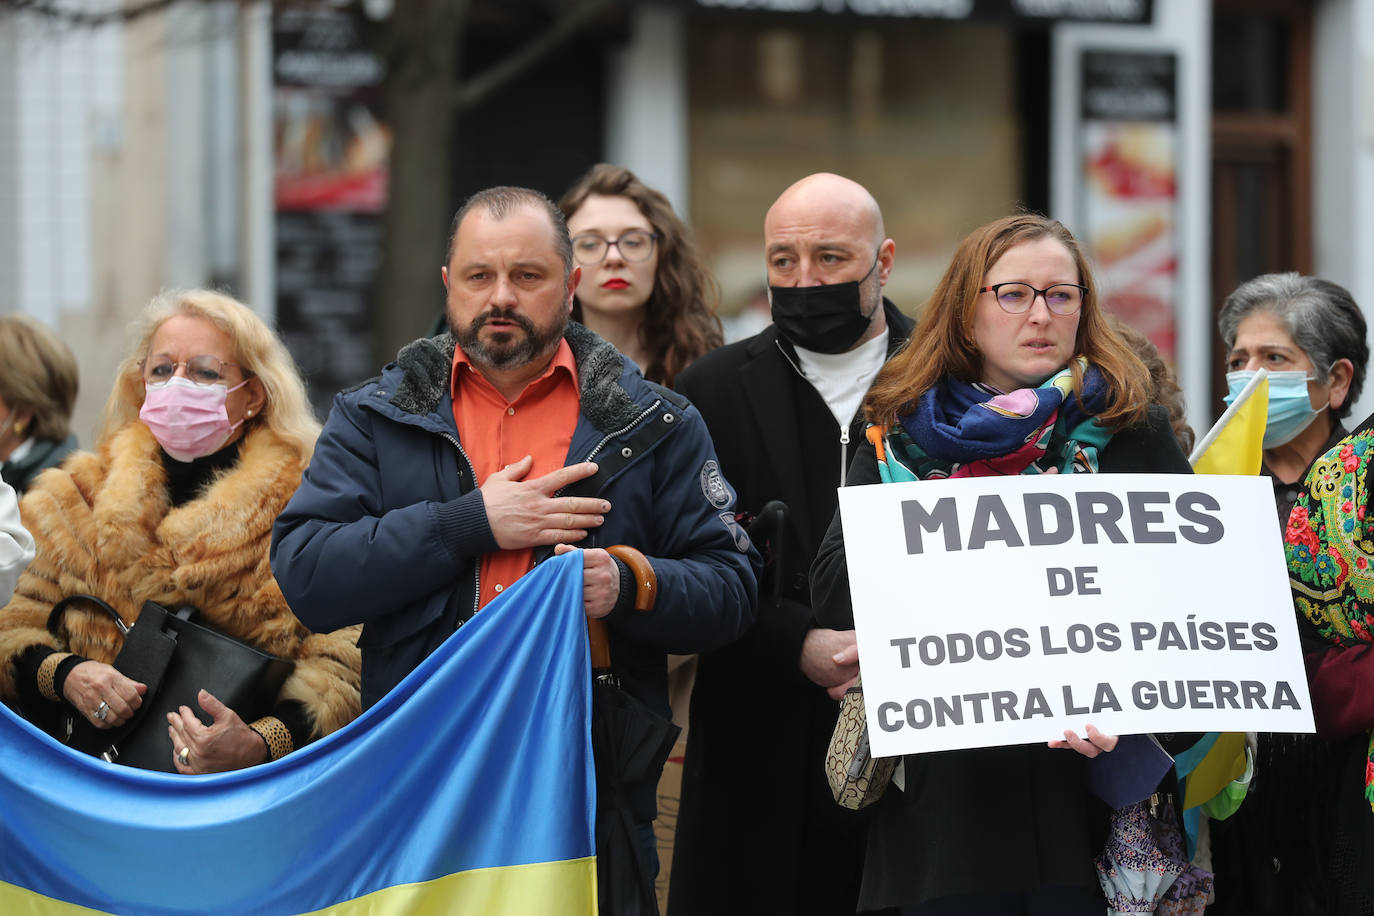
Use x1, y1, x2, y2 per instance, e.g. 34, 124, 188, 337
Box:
1182, 731, 1249, 810
1190, 374, 1268, 475
1178, 372, 1269, 813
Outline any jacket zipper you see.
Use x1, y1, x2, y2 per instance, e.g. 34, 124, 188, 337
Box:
438, 430, 481, 622
581, 398, 663, 466
840, 424, 850, 487
555, 398, 664, 504
776, 338, 855, 489
550, 398, 665, 559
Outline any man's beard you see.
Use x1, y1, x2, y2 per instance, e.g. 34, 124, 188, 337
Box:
453, 306, 567, 371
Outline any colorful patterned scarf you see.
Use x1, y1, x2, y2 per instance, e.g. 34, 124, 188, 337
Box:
1286, 425, 1374, 810
874, 361, 1114, 482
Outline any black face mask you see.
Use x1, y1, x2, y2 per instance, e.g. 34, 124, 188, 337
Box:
769, 256, 881, 354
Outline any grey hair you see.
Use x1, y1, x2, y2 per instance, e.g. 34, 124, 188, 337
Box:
444, 186, 574, 277
1218, 272, 1369, 419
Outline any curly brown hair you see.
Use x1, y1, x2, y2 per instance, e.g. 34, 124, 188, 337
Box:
559, 164, 722, 387
865, 213, 1150, 431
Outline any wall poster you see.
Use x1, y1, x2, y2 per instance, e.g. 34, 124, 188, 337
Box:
273, 8, 389, 416
1080, 50, 1178, 360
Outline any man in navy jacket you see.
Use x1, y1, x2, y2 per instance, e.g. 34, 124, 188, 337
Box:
271, 186, 756, 884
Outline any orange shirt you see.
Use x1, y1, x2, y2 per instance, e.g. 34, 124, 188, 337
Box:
451, 340, 580, 609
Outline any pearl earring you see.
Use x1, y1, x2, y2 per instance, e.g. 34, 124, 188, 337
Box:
245, 410, 253, 417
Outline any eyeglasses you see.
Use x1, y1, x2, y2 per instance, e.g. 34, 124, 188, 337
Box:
571, 229, 660, 265
978, 282, 1087, 317
141, 355, 242, 387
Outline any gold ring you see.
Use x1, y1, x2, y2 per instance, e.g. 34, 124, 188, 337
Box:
177, 746, 190, 767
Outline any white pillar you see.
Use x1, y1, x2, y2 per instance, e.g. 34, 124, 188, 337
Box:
207, 1, 239, 286
240, 1, 274, 321
164, 2, 209, 288
1314, 0, 1374, 424
604, 4, 690, 219
0, 18, 18, 312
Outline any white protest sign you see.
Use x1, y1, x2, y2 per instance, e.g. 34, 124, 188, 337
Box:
838, 474, 1315, 758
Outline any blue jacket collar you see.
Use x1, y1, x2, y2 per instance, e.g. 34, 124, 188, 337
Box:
372, 322, 651, 437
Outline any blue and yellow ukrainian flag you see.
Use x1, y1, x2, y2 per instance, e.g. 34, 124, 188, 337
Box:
0, 552, 596, 915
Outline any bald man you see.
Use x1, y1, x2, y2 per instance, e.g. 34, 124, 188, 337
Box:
670, 174, 913, 915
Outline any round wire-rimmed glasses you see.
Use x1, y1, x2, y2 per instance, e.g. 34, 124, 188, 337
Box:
140, 355, 242, 387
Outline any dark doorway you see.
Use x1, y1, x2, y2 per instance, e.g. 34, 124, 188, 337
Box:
1209, 0, 1313, 418
449, 11, 620, 214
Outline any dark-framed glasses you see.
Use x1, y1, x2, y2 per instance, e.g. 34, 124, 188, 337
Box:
978, 282, 1086, 317
571, 229, 660, 265
141, 355, 241, 387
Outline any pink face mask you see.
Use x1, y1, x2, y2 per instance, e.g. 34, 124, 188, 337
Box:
139, 375, 250, 462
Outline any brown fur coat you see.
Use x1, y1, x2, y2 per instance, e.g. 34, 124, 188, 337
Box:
0, 421, 361, 738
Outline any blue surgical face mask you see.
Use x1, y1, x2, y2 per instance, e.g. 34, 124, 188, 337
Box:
1225, 369, 1327, 449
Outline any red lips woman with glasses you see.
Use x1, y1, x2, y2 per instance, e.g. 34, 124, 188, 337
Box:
559, 163, 722, 388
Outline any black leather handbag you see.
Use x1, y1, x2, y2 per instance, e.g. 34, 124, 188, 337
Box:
44, 595, 294, 772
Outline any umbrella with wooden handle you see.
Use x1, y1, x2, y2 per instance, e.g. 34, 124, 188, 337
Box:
586, 544, 657, 668
587, 544, 678, 916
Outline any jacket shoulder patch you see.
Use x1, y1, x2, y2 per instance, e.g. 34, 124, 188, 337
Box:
717, 511, 751, 553
700, 460, 732, 509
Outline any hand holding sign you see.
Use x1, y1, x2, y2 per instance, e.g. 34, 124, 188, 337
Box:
1048, 723, 1119, 758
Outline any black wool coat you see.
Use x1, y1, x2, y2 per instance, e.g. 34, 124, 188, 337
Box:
809, 403, 1192, 913
670, 301, 913, 916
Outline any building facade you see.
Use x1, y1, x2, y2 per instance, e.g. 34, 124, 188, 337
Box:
3, 0, 1374, 438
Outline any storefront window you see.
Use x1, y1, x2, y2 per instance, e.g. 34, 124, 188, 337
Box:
687, 15, 1023, 323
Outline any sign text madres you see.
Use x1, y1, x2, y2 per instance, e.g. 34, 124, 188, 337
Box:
861, 482, 1304, 742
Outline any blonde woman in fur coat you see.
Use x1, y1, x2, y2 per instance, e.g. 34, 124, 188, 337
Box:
0, 289, 360, 773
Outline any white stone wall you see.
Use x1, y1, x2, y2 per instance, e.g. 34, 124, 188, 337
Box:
0, 10, 122, 442
1314, 0, 1374, 426
0, 3, 265, 444
0, 12, 111, 328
